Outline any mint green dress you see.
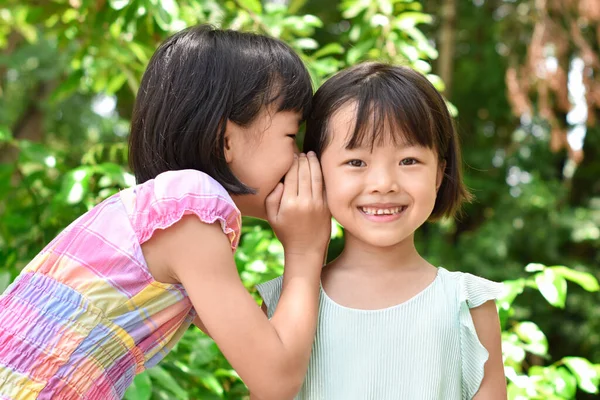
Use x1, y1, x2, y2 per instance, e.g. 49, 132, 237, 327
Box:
257, 267, 503, 400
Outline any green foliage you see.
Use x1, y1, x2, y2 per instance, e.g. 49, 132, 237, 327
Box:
1, 1, 599, 399
500, 264, 600, 398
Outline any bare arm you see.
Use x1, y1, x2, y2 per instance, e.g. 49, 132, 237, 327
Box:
248, 300, 271, 400
193, 316, 212, 338
471, 300, 507, 400
146, 153, 329, 400
156, 219, 321, 400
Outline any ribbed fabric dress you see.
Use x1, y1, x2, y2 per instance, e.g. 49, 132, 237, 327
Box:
257, 267, 503, 400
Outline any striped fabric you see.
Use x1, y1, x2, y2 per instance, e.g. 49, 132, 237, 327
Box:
0, 169, 241, 400
257, 267, 503, 400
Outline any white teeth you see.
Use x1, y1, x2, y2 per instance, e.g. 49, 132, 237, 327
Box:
360, 207, 404, 215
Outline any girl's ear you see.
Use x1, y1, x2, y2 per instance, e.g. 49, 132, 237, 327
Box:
436, 160, 447, 191
223, 120, 240, 164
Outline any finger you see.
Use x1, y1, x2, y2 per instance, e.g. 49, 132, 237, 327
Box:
282, 154, 299, 199
298, 153, 311, 198
265, 183, 284, 221
306, 151, 323, 200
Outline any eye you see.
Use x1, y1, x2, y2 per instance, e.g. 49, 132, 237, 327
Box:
346, 159, 366, 167
287, 134, 297, 139
400, 158, 418, 166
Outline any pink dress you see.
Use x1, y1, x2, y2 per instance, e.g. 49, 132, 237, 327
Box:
0, 169, 241, 399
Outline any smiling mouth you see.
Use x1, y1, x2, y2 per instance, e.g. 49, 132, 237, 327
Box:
358, 206, 407, 215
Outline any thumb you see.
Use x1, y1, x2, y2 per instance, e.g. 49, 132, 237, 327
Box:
265, 183, 284, 222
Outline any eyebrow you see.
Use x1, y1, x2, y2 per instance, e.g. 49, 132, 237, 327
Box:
344, 140, 416, 150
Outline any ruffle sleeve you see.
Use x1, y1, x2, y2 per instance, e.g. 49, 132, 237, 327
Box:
123, 169, 242, 251
458, 272, 504, 399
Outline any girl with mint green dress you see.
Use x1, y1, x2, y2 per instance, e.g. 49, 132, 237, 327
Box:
257, 62, 507, 400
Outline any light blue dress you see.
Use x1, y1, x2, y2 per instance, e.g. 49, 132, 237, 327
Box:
257, 267, 503, 400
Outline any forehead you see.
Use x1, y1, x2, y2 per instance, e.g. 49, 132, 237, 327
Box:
326, 102, 414, 150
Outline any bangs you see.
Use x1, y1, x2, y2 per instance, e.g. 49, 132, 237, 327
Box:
343, 75, 439, 152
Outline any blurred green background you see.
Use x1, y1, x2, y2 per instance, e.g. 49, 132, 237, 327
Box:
0, 0, 599, 399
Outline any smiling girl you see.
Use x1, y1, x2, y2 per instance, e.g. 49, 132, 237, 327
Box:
256, 62, 507, 400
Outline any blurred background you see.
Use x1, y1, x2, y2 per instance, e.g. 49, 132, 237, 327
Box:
0, 0, 599, 399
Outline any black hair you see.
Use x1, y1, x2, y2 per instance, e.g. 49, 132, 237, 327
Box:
304, 62, 471, 219
129, 25, 313, 193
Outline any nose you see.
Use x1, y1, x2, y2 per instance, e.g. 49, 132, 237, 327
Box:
367, 165, 399, 194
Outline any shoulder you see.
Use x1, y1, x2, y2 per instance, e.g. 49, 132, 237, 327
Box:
126, 170, 242, 249
437, 267, 504, 308
137, 169, 236, 215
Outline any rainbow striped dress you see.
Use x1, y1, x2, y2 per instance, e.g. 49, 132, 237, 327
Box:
0, 170, 241, 399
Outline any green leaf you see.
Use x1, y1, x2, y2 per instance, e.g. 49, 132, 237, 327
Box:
377, 0, 393, 15
106, 73, 127, 94
347, 39, 376, 64
124, 371, 152, 400
161, 0, 179, 18
502, 334, 526, 363
149, 0, 179, 30
394, 11, 433, 30
425, 73, 445, 91
288, 0, 308, 14
446, 100, 458, 117
50, 70, 84, 103
59, 167, 93, 205
213, 368, 241, 379
497, 279, 525, 309
370, 13, 389, 27
342, 0, 370, 19
128, 42, 151, 64
551, 266, 600, 292
534, 268, 567, 308
196, 370, 224, 395
525, 262, 545, 272
97, 162, 128, 187
189, 337, 220, 366
0, 164, 15, 201
147, 366, 189, 399
312, 43, 344, 59
513, 321, 548, 356
563, 357, 600, 394
109, 0, 131, 10
17, 140, 53, 165
238, 0, 263, 14
293, 38, 318, 50
0, 125, 12, 143
331, 219, 344, 239
554, 366, 578, 398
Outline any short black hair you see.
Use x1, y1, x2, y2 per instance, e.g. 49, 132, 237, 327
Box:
304, 62, 471, 219
129, 25, 313, 193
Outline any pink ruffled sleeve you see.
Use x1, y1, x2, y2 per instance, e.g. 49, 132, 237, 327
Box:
122, 169, 242, 251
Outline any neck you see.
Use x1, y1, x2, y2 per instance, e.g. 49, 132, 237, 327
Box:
333, 232, 425, 273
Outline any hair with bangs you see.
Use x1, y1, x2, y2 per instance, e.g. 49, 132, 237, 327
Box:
129, 24, 313, 193
304, 62, 471, 219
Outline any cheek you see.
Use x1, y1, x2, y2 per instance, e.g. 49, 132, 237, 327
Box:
267, 143, 295, 179
323, 173, 358, 214
279, 153, 294, 176
409, 179, 439, 210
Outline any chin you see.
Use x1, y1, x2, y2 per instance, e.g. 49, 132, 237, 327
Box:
360, 233, 413, 248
